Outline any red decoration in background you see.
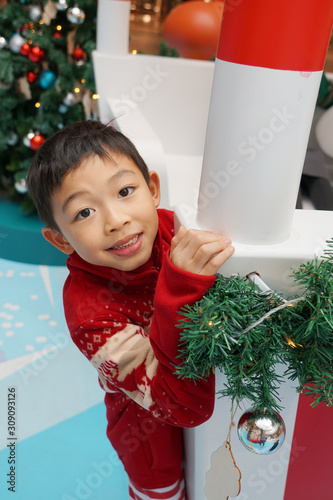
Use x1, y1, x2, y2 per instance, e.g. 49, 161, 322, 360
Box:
20, 23, 31, 32
30, 134, 45, 150
163, 0, 224, 60
26, 71, 38, 83
72, 47, 85, 60
20, 42, 31, 56
28, 46, 45, 63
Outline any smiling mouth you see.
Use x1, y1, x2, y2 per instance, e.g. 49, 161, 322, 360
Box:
110, 234, 140, 250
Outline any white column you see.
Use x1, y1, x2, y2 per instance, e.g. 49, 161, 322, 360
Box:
96, 0, 131, 56
196, 0, 333, 245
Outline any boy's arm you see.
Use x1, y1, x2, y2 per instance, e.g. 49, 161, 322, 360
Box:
148, 252, 217, 426
148, 226, 234, 426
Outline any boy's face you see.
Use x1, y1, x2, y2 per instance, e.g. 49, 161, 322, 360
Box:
43, 154, 161, 272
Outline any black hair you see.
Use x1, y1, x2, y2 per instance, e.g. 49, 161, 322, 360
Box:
26, 120, 150, 231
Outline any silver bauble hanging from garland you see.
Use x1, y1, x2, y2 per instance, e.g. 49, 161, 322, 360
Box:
237, 408, 286, 455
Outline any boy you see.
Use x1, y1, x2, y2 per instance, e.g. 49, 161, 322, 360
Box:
27, 120, 234, 500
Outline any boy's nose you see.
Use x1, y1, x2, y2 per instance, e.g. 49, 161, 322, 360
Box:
104, 205, 130, 232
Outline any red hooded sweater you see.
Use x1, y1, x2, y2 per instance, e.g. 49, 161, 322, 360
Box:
63, 209, 216, 490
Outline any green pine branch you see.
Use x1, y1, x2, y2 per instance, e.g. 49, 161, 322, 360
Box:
176, 240, 333, 413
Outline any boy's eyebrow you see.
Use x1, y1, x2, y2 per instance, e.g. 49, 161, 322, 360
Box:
61, 168, 134, 213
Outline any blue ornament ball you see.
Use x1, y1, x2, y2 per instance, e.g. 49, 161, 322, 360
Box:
39, 70, 57, 90
58, 104, 68, 114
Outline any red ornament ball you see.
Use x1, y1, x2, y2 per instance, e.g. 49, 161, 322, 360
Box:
72, 47, 85, 60
53, 31, 62, 39
28, 46, 45, 63
30, 134, 45, 151
20, 23, 32, 33
163, 0, 224, 60
26, 71, 38, 84
20, 43, 31, 56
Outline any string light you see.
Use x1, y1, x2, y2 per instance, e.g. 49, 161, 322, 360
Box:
286, 336, 303, 348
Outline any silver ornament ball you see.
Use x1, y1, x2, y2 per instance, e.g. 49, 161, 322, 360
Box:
63, 92, 76, 106
56, 0, 68, 11
23, 131, 35, 148
29, 5, 42, 22
15, 178, 27, 194
237, 408, 286, 455
8, 33, 25, 54
0, 36, 7, 49
6, 132, 18, 146
66, 6, 85, 24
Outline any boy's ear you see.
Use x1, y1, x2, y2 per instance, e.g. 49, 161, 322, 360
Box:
42, 227, 74, 255
148, 171, 161, 208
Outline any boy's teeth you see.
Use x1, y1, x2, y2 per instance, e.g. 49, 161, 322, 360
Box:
113, 235, 138, 249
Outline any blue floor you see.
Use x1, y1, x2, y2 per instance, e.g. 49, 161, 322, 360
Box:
0, 257, 128, 499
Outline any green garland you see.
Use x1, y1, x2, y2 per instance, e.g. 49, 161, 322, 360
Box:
176, 240, 333, 414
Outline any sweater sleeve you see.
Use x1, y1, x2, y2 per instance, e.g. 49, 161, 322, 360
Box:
149, 253, 216, 427
71, 254, 216, 428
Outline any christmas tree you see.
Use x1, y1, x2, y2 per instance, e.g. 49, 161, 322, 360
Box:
0, 0, 98, 213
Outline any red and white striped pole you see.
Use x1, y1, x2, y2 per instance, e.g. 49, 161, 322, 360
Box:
196, 0, 333, 244
96, 0, 131, 56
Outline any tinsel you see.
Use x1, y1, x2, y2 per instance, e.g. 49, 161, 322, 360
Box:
176, 239, 333, 414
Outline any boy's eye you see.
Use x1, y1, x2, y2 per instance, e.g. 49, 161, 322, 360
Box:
119, 186, 134, 198
75, 208, 94, 220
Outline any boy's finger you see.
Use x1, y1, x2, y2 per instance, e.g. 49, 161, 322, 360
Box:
200, 245, 235, 275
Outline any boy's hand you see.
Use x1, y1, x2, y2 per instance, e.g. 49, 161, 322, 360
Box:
170, 226, 235, 276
